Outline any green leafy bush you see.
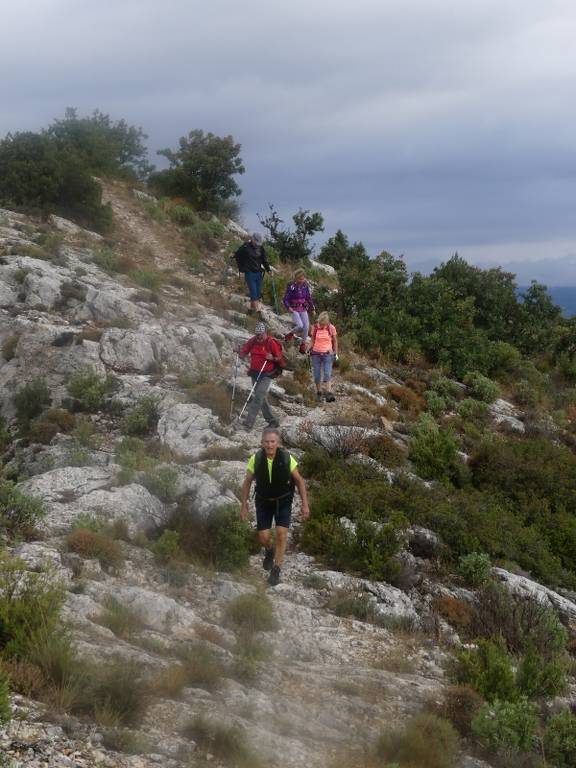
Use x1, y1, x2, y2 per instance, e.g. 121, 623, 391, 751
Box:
441, 685, 483, 736
452, 640, 517, 702
457, 398, 489, 424
141, 466, 178, 502
129, 268, 163, 291
0, 668, 11, 724
166, 501, 252, 572
79, 660, 147, 727
0, 555, 64, 660
68, 367, 112, 411
409, 414, 460, 482
516, 645, 568, 699
543, 710, 576, 768
471, 697, 538, 754
0, 480, 45, 536
149, 529, 181, 563
166, 203, 197, 226
374, 713, 459, 768
464, 371, 500, 403
93, 246, 119, 274
14, 378, 50, 428
425, 390, 448, 416
458, 552, 491, 586
122, 396, 159, 436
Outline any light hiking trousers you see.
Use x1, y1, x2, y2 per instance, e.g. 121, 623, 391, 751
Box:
244, 375, 277, 428
288, 310, 310, 341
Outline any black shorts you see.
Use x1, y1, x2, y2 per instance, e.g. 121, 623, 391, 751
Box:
255, 495, 293, 531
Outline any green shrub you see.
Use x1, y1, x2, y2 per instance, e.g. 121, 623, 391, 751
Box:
543, 710, 576, 768
167, 501, 252, 572
225, 593, 278, 634
0, 668, 11, 724
129, 269, 163, 291
430, 376, 463, 403
464, 371, 500, 403
68, 367, 112, 411
0, 554, 64, 660
516, 645, 568, 699
150, 529, 181, 563
14, 378, 50, 428
166, 204, 197, 226
457, 398, 489, 424
472, 582, 568, 657
140, 466, 178, 502
93, 246, 119, 274
95, 596, 143, 639
374, 713, 459, 768
453, 640, 517, 702
425, 390, 448, 416
0, 481, 45, 536
327, 589, 376, 623
471, 697, 538, 754
409, 414, 460, 482
458, 552, 491, 587
78, 660, 147, 727
515, 379, 539, 408
122, 396, 159, 436
115, 437, 155, 480
67, 528, 124, 571
364, 436, 407, 468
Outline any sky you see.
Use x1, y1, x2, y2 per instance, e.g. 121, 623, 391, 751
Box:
1, 0, 576, 284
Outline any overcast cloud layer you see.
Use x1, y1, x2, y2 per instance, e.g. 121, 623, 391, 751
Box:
2, 0, 576, 283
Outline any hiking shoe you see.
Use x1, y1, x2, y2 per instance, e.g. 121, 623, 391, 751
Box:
316, 391, 323, 401
298, 342, 307, 354
324, 393, 336, 402
284, 332, 295, 341
267, 419, 280, 428
268, 565, 281, 586
262, 548, 275, 571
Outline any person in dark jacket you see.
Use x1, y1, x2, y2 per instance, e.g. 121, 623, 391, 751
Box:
240, 427, 310, 586
238, 322, 282, 430
233, 233, 271, 315
283, 268, 315, 353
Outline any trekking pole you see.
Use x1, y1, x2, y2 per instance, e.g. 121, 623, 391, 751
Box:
238, 360, 267, 420
270, 274, 281, 315
229, 353, 239, 419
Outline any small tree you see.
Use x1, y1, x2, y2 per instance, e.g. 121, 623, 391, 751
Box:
258, 203, 324, 263
151, 129, 244, 212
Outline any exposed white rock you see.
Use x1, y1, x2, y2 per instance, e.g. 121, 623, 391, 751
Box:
310, 259, 337, 276
489, 398, 525, 433
11, 542, 73, 585
157, 402, 236, 459
48, 214, 104, 241
93, 584, 197, 633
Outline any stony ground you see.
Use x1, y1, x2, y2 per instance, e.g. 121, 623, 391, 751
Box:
1, 189, 570, 767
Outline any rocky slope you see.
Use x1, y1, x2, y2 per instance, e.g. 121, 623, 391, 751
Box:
0, 186, 573, 767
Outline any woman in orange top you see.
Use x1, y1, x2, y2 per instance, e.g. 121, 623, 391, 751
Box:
308, 311, 338, 402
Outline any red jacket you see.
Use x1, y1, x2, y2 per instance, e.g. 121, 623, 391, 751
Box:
241, 335, 282, 376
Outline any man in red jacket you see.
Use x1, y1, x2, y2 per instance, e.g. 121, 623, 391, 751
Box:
239, 322, 282, 430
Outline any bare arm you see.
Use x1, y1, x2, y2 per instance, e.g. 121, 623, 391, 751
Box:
292, 468, 310, 520
240, 472, 254, 521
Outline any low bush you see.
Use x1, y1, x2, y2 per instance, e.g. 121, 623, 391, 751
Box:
386, 384, 426, 414
425, 390, 448, 416
0, 555, 64, 660
14, 378, 50, 428
79, 660, 147, 727
458, 552, 492, 587
327, 589, 376, 623
516, 645, 568, 699
129, 269, 163, 291
0, 481, 45, 536
471, 697, 538, 755
140, 466, 178, 502
29, 408, 76, 445
409, 414, 460, 482
122, 396, 159, 436
92, 245, 119, 273
543, 710, 576, 768
364, 435, 406, 467
433, 595, 474, 631
94, 596, 144, 639
67, 528, 124, 571
441, 685, 483, 736
374, 713, 459, 768
150, 664, 188, 699
68, 367, 113, 411
224, 593, 278, 635
452, 640, 517, 702
149, 529, 182, 563
457, 398, 489, 424
464, 371, 500, 403
2, 334, 19, 361
0, 669, 11, 724
166, 500, 252, 572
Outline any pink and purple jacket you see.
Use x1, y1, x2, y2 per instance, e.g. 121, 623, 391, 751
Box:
282, 281, 315, 312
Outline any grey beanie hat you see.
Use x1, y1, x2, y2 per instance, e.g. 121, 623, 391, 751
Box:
254, 322, 266, 334
252, 232, 263, 245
